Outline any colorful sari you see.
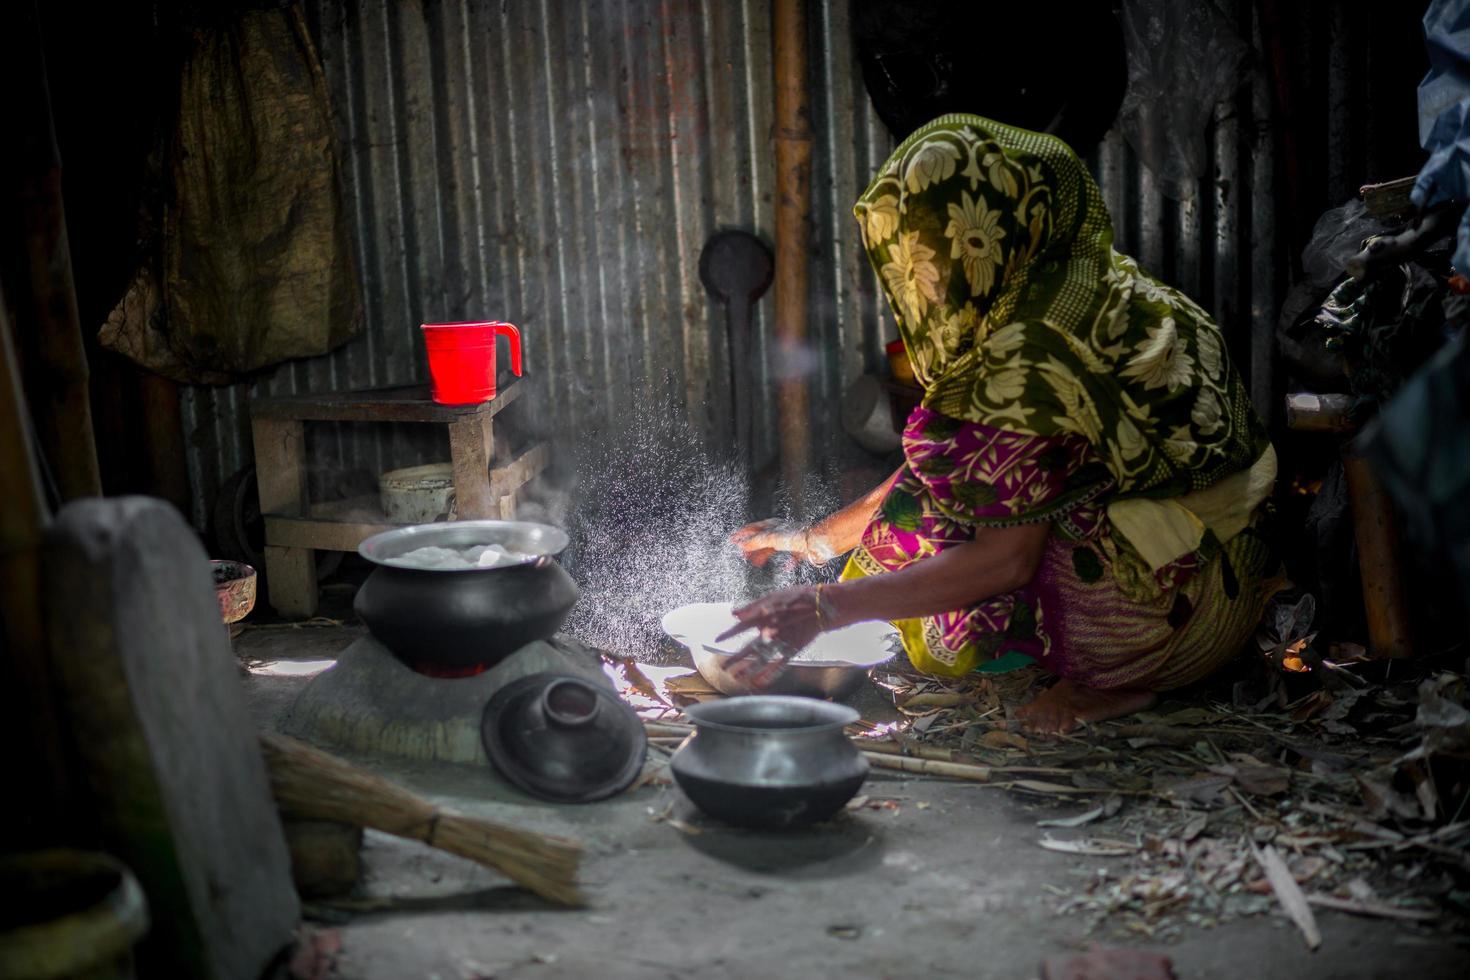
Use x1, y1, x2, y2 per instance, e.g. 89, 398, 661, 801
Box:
842, 115, 1282, 688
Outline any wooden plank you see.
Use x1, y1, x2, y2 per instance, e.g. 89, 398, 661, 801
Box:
251, 418, 307, 516
264, 516, 398, 553
448, 415, 496, 519
490, 442, 551, 498
249, 378, 522, 423
1359, 176, 1416, 219
264, 545, 318, 619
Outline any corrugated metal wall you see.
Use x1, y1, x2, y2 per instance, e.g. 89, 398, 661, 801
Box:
178, 0, 1417, 531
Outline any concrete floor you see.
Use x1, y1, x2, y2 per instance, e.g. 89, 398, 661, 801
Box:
238, 624, 1469, 980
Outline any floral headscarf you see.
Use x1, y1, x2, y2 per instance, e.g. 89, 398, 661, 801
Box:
856, 114, 1268, 506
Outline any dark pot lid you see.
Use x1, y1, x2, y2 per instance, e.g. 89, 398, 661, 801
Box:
481, 673, 647, 804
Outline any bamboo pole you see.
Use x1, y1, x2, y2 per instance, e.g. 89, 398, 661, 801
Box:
864, 752, 992, 782
773, 0, 812, 510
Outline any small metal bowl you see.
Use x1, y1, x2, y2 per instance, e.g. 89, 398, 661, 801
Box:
210, 560, 257, 625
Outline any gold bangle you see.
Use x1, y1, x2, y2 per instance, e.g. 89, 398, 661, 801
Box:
815, 583, 829, 631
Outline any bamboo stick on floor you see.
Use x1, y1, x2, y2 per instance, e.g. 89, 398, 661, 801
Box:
259, 733, 583, 907
863, 753, 993, 782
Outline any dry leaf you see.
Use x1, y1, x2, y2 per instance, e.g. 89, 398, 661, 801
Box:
1305, 893, 1438, 922
1038, 836, 1136, 856
902, 691, 975, 710
1162, 774, 1232, 806
1008, 779, 1091, 795
1181, 814, 1208, 842
1252, 843, 1321, 950
618, 661, 667, 704
1208, 763, 1291, 796
1037, 806, 1105, 829
980, 730, 1031, 752
1141, 707, 1224, 726
1355, 771, 1422, 822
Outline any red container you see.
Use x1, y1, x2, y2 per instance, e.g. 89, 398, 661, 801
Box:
421, 321, 523, 405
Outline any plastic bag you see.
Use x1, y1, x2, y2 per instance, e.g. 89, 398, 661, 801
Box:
1115, 0, 1250, 199
1300, 199, 1394, 295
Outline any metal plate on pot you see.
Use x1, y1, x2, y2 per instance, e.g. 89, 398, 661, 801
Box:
358, 519, 570, 571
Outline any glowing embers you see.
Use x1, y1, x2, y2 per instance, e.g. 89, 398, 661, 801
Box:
1281, 638, 1312, 674
403, 658, 494, 679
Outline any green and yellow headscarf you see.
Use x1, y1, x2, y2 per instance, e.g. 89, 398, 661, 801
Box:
856, 114, 1273, 570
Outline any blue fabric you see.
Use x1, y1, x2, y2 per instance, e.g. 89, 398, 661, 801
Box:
1415, 0, 1470, 273
1420, 0, 1470, 146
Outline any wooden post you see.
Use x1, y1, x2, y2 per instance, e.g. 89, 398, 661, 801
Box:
139, 371, 191, 514
0, 295, 74, 845
252, 417, 317, 618
773, 0, 812, 512
1342, 447, 1412, 658
0, 0, 101, 500
1286, 393, 1414, 659
447, 414, 495, 518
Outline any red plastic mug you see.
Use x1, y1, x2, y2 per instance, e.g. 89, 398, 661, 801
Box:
420, 321, 523, 405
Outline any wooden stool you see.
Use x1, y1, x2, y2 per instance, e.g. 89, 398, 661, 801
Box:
249, 381, 548, 618
1285, 392, 1412, 658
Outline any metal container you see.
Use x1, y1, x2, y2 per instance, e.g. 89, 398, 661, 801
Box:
210, 560, 257, 625
0, 848, 150, 980
354, 520, 579, 672
669, 696, 869, 829
378, 462, 455, 524
662, 602, 897, 700
690, 645, 880, 700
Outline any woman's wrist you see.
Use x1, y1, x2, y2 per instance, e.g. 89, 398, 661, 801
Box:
800, 529, 836, 564
818, 581, 859, 630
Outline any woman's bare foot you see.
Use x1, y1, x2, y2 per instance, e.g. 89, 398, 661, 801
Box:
1015, 678, 1158, 733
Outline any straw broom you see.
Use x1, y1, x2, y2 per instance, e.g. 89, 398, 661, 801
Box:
259, 733, 584, 907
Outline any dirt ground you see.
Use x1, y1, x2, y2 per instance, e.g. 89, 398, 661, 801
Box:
238, 615, 1469, 980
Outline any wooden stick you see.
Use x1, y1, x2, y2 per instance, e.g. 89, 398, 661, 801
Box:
259, 733, 583, 907
858, 739, 962, 762
864, 753, 992, 782
1252, 842, 1322, 950
1304, 893, 1438, 922
643, 722, 694, 738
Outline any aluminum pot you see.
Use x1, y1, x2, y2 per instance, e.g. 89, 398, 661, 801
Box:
378, 462, 456, 524
354, 520, 579, 672
670, 696, 868, 829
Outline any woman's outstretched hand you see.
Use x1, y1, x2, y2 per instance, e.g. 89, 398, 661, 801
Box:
715, 586, 831, 689
729, 520, 832, 569
717, 586, 825, 648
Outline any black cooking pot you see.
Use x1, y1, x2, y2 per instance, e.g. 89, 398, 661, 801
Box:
354, 520, 579, 672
